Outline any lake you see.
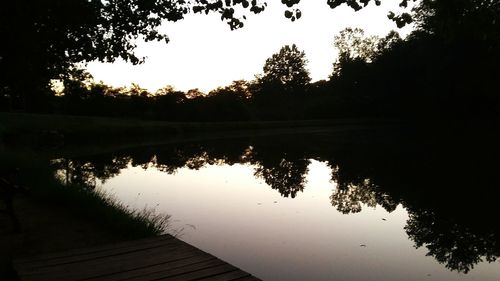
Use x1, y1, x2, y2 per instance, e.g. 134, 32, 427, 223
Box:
51, 130, 500, 281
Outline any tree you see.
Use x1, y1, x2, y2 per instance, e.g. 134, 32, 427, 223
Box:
405, 209, 499, 273
1, 0, 420, 110
259, 44, 311, 94
376, 30, 403, 55
0, 0, 268, 109
0, 1, 177, 109
334, 28, 380, 61
186, 88, 205, 99
331, 28, 382, 77
208, 80, 252, 99
330, 28, 402, 85
412, 0, 499, 43
3, 0, 491, 112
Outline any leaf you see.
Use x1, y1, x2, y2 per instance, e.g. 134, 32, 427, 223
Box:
296, 9, 302, 19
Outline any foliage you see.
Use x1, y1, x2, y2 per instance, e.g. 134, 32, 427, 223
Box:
1, 150, 172, 239
259, 44, 311, 94
0, 0, 186, 108
185, 88, 205, 99
334, 28, 380, 62
0, 0, 424, 110
331, 28, 403, 77
254, 157, 309, 198
325, 0, 499, 117
0, 0, 268, 109
405, 209, 498, 273
1, 0, 499, 119
209, 80, 253, 99
414, 0, 499, 43
331, 28, 378, 80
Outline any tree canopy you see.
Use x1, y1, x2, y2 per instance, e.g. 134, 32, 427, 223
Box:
1, 0, 187, 108
0, 0, 419, 108
1, 0, 498, 114
259, 44, 311, 93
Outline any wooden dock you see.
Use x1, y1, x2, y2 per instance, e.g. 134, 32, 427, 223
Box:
13, 235, 261, 281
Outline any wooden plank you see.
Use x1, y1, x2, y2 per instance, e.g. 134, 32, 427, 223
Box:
18, 241, 187, 275
231, 276, 262, 281
158, 264, 239, 281
16, 237, 184, 271
15, 235, 175, 264
87, 254, 217, 281
125, 259, 227, 281
15, 235, 262, 281
23, 245, 199, 276
195, 269, 251, 280
20, 245, 200, 280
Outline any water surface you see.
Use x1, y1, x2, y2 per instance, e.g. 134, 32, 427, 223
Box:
52, 131, 500, 280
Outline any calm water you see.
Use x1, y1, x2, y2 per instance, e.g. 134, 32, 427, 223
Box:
52, 131, 500, 281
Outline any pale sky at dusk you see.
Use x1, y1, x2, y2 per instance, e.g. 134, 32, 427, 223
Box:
86, 1, 414, 93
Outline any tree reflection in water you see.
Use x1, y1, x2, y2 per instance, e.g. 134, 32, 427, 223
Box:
50, 130, 500, 273
254, 158, 309, 198
405, 209, 499, 273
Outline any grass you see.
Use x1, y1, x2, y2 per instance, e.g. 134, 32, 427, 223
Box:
0, 112, 180, 144
0, 112, 397, 146
1, 149, 171, 239
0, 148, 175, 280
35, 181, 172, 238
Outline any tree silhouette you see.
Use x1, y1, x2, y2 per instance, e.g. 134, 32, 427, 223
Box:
1, 0, 426, 111
413, 0, 499, 42
52, 155, 130, 188
1, 0, 188, 109
331, 28, 380, 77
208, 80, 252, 100
253, 158, 309, 198
0, 0, 269, 110
329, 162, 398, 214
405, 209, 499, 273
186, 88, 205, 99
259, 44, 311, 94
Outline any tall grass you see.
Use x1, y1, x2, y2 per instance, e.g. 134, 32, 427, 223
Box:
40, 182, 172, 238
1, 149, 171, 239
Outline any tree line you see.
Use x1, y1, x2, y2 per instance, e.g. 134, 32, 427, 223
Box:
1, 0, 498, 120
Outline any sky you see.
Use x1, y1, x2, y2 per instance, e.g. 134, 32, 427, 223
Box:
86, 1, 414, 93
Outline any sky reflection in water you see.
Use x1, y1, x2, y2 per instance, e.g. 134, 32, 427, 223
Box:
92, 159, 500, 281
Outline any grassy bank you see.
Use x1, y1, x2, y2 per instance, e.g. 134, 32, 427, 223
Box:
0, 112, 400, 146
1, 149, 170, 238
0, 149, 172, 280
